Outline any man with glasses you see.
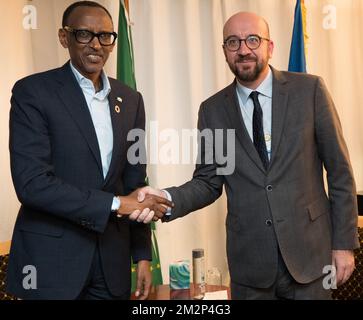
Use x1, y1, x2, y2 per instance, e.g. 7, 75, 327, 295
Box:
7, 1, 172, 300
137, 12, 359, 299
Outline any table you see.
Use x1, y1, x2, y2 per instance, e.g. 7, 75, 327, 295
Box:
132, 284, 230, 300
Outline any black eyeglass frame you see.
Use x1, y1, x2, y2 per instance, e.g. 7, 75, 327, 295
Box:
64, 26, 118, 46
223, 34, 270, 51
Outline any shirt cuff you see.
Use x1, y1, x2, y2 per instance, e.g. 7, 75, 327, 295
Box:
162, 190, 172, 216
111, 196, 121, 212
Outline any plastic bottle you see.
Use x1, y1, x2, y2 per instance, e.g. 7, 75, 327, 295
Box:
192, 248, 205, 299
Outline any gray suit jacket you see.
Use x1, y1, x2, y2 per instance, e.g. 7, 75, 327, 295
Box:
166, 67, 359, 288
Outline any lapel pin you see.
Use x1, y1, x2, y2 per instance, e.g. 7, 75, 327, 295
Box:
115, 105, 121, 113
117, 97, 123, 103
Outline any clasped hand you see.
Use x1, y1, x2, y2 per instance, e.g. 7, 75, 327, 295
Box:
117, 187, 173, 223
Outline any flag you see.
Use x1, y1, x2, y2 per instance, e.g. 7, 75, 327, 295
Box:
288, 0, 308, 72
150, 216, 163, 286
117, 0, 163, 292
117, 0, 136, 89
143, 176, 163, 287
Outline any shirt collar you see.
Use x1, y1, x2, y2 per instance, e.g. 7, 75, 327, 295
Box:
70, 61, 111, 99
236, 67, 273, 105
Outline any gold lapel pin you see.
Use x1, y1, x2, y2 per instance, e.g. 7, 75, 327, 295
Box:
117, 97, 123, 103
115, 105, 121, 113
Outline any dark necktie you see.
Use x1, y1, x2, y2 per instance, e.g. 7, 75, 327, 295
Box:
250, 91, 269, 169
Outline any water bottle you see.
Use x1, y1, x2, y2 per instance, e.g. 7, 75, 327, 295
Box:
192, 248, 205, 299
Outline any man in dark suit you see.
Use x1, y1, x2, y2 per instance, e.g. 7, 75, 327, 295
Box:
136, 12, 359, 299
7, 1, 171, 300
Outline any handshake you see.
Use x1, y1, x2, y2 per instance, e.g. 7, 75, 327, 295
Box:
115, 187, 173, 224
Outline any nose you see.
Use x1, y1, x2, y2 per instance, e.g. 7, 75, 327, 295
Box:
89, 36, 102, 49
237, 40, 251, 55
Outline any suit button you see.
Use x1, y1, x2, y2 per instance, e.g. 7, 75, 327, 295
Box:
265, 219, 273, 226
266, 185, 273, 192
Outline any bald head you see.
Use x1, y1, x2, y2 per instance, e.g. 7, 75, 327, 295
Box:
222, 12, 273, 89
223, 12, 270, 41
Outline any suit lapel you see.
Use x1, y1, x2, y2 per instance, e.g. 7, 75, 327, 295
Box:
224, 82, 267, 173
56, 62, 103, 175
269, 67, 289, 167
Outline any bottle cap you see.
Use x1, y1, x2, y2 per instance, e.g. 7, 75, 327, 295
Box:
192, 248, 204, 258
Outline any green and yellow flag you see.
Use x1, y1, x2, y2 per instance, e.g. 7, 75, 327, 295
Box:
117, 0, 163, 291
117, 0, 136, 89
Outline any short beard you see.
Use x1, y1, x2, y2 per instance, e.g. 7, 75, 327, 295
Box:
229, 56, 267, 83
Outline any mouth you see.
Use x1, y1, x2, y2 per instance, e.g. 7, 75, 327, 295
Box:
236, 59, 256, 64
86, 54, 103, 63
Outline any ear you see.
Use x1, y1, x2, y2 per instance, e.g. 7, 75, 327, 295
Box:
58, 28, 68, 49
268, 40, 274, 59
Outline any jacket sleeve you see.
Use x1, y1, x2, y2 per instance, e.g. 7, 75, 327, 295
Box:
165, 102, 224, 221
314, 77, 359, 249
9, 78, 114, 234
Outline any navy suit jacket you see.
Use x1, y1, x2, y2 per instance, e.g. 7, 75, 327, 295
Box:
7, 62, 151, 299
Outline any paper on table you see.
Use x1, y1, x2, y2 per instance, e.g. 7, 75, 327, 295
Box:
203, 290, 228, 300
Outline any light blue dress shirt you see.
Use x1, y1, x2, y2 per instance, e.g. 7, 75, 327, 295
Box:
235, 68, 273, 159
70, 62, 120, 211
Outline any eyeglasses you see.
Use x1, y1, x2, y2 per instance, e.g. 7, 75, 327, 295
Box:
64, 26, 117, 46
223, 35, 270, 52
